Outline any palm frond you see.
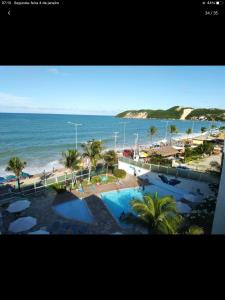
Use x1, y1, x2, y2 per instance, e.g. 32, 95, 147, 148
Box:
122, 212, 151, 229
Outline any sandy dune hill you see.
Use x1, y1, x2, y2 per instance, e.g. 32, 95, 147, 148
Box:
180, 108, 194, 120
125, 112, 148, 118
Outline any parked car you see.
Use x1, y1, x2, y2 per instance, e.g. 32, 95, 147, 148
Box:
123, 149, 134, 158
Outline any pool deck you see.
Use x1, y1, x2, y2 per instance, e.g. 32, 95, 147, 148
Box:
54, 175, 138, 204
0, 172, 210, 235
0, 174, 139, 235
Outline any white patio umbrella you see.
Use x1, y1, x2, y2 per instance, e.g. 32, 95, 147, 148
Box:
28, 230, 49, 235
176, 201, 191, 213
7, 200, 30, 213
183, 193, 198, 203
9, 216, 37, 233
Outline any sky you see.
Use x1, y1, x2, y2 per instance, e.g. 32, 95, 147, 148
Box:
0, 66, 225, 115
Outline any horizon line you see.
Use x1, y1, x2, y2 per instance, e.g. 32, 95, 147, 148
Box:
0, 111, 115, 117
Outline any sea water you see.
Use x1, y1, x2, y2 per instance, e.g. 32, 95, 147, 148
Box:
0, 112, 220, 176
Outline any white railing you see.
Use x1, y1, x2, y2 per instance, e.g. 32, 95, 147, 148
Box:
0, 165, 118, 204
119, 157, 219, 183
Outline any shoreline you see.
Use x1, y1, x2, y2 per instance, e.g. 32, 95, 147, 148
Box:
0, 129, 220, 183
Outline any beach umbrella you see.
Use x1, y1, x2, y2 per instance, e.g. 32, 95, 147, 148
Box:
6, 199, 30, 213
8, 216, 37, 233
28, 230, 49, 235
176, 201, 191, 214
0, 177, 6, 183
183, 193, 198, 203
20, 172, 30, 178
139, 151, 149, 158
6, 175, 17, 181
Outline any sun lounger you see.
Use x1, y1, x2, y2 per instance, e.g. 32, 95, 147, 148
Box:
116, 179, 123, 185
100, 176, 108, 183
196, 189, 204, 196
169, 179, 181, 186
158, 174, 169, 184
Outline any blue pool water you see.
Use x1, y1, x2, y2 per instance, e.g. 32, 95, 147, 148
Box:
101, 186, 181, 227
53, 199, 94, 224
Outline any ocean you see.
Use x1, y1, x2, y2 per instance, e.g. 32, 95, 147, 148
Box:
0, 113, 221, 176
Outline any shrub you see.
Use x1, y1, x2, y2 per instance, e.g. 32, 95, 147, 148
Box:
51, 183, 66, 194
91, 176, 101, 184
182, 196, 216, 234
113, 168, 126, 179
107, 175, 116, 183
150, 156, 172, 166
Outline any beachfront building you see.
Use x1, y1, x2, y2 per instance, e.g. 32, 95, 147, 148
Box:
148, 146, 182, 158
212, 139, 225, 234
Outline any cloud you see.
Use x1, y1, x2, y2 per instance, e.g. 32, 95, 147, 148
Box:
0, 92, 32, 107
47, 68, 70, 76
0, 91, 116, 115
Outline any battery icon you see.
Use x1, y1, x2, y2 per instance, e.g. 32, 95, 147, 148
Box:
216, 1, 224, 4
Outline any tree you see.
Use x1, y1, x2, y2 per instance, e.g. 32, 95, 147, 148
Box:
103, 150, 118, 173
62, 149, 81, 186
201, 127, 207, 133
149, 126, 157, 145
183, 196, 216, 234
122, 192, 182, 234
185, 226, 204, 235
202, 141, 214, 155
169, 125, 178, 145
186, 128, 192, 140
5, 157, 27, 191
81, 139, 104, 183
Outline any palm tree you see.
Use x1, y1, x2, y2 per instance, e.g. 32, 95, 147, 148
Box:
201, 127, 207, 133
149, 126, 157, 145
186, 128, 192, 140
81, 139, 104, 183
169, 125, 178, 145
122, 192, 182, 234
185, 226, 204, 235
62, 149, 81, 187
5, 157, 27, 191
103, 150, 118, 173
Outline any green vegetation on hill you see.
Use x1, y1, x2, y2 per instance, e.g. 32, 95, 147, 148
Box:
186, 108, 225, 121
116, 106, 225, 121
116, 106, 191, 119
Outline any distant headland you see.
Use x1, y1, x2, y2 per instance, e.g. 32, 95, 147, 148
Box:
115, 106, 225, 121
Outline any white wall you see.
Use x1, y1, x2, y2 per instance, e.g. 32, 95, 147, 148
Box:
212, 153, 225, 234
119, 159, 214, 201
118, 161, 149, 176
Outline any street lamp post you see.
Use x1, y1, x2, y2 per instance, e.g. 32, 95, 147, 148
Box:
113, 132, 119, 152
192, 121, 195, 134
120, 122, 128, 150
68, 122, 82, 150
164, 120, 169, 141
134, 133, 139, 155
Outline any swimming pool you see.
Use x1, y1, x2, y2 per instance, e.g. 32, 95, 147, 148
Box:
52, 199, 94, 224
100, 185, 189, 227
